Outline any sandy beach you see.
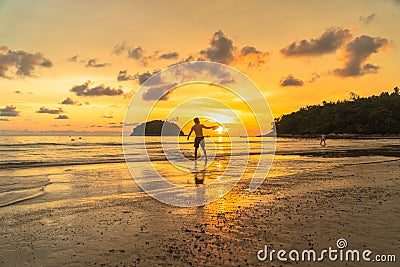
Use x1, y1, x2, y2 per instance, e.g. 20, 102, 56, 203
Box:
2, 0, 400, 266
1, 158, 398, 266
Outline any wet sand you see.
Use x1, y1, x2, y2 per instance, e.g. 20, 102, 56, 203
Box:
0, 159, 399, 266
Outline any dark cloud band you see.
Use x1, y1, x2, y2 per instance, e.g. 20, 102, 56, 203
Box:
55, 115, 69, 119
0, 46, 52, 78
280, 75, 304, 87
280, 28, 352, 57
70, 81, 124, 96
61, 97, 79, 105
0, 105, 20, 116
37, 107, 63, 114
86, 59, 110, 68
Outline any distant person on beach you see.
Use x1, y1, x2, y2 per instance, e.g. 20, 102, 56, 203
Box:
320, 134, 327, 145
187, 117, 218, 160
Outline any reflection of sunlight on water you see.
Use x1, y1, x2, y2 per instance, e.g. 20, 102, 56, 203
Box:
198, 182, 268, 233
207, 193, 243, 216
217, 143, 223, 152
218, 188, 223, 198
172, 166, 262, 226
216, 162, 222, 169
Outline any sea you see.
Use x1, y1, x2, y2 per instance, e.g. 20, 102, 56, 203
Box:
0, 136, 399, 208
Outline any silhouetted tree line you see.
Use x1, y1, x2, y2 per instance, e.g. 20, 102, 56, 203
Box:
275, 87, 400, 135
130, 120, 185, 136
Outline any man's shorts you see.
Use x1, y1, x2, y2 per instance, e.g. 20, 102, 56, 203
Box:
194, 137, 205, 148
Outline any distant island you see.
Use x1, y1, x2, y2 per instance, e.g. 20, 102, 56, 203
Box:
275, 87, 400, 136
130, 120, 185, 136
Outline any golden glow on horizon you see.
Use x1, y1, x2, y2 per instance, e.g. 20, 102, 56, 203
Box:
140, 82, 269, 136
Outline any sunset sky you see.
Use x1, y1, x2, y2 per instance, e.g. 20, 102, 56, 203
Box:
1, 0, 399, 135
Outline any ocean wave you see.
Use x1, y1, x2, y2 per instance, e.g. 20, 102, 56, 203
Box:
0, 139, 276, 149
0, 142, 123, 147
0, 186, 46, 207
0, 150, 276, 170
0, 159, 127, 170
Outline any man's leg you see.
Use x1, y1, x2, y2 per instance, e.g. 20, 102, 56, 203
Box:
200, 140, 207, 160
195, 147, 198, 160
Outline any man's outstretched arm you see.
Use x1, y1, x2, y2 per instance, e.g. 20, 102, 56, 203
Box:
187, 128, 193, 140
203, 125, 218, 130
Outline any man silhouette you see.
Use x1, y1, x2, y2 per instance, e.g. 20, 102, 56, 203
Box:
187, 117, 217, 160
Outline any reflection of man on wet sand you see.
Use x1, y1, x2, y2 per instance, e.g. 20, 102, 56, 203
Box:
187, 117, 218, 160
194, 168, 205, 185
